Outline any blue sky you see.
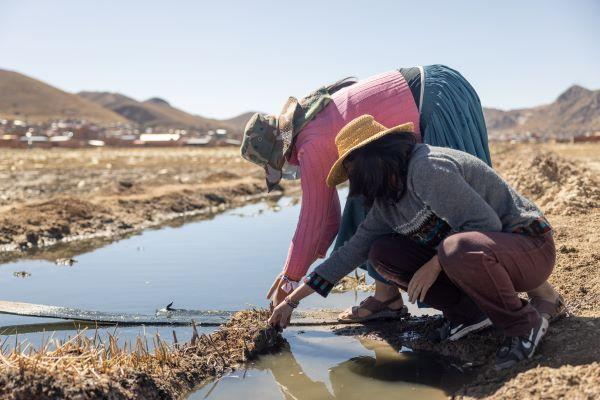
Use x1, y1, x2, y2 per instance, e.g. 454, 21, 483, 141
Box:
0, 0, 598, 119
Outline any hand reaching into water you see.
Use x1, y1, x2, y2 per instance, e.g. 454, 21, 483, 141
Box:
268, 300, 294, 329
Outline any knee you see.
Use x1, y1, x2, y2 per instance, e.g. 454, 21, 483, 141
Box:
438, 232, 487, 272
368, 235, 398, 268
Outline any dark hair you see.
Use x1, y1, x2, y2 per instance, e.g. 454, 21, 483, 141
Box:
344, 132, 417, 207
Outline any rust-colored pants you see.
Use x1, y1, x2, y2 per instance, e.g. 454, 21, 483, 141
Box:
369, 231, 555, 336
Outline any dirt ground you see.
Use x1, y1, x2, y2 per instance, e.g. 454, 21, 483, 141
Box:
0, 143, 599, 398
0, 147, 294, 261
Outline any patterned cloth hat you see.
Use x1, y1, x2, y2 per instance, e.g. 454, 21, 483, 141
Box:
240, 78, 357, 192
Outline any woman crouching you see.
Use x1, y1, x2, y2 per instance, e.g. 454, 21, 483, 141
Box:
268, 115, 557, 370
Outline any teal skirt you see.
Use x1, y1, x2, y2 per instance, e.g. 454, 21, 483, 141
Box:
420, 64, 491, 166
334, 64, 491, 282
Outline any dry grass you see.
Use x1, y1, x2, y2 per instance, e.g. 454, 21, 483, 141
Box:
0, 310, 282, 400
331, 271, 375, 293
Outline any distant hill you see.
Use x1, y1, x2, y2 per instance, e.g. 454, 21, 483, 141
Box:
0, 69, 127, 124
220, 112, 259, 133
78, 91, 239, 134
3, 69, 597, 140
484, 85, 600, 139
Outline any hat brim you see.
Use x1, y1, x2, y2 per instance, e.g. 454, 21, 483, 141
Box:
326, 123, 414, 187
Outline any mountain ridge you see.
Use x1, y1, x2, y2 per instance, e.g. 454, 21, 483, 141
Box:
1, 69, 597, 139
483, 85, 600, 139
0, 69, 127, 124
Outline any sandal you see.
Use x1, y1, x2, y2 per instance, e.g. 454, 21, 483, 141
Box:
530, 295, 569, 323
338, 295, 409, 323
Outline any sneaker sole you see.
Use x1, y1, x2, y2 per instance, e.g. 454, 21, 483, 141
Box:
448, 318, 493, 341
528, 317, 549, 358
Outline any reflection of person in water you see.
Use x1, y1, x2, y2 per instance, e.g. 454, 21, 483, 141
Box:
257, 338, 467, 399
256, 342, 333, 400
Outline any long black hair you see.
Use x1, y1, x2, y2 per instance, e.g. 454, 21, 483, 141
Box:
344, 132, 417, 207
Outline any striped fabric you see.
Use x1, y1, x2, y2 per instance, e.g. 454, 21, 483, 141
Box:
512, 218, 552, 236
304, 271, 335, 297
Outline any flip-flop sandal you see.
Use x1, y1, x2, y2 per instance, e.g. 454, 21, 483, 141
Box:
530, 295, 569, 323
337, 295, 409, 323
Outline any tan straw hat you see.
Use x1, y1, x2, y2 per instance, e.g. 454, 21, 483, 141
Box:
326, 115, 414, 187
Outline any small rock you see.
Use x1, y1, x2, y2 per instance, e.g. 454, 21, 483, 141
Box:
559, 245, 577, 254
118, 180, 134, 189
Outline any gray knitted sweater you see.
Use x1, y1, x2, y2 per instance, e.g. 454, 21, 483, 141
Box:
311, 144, 551, 291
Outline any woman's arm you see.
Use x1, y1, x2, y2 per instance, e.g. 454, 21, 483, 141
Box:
283, 142, 340, 281
307, 206, 392, 296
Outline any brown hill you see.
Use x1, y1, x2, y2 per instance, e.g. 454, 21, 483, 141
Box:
484, 85, 600, 139
78, 91, 239, 134
221, 112, 259, 133
0, 69, 127, 124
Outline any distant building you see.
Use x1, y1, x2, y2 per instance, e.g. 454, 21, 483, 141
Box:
184, 136, 212, 146
138, 133, 181, 147
139, 133, 181, 142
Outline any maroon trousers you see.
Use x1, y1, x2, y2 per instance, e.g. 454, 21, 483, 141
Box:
369, 231, 555, 336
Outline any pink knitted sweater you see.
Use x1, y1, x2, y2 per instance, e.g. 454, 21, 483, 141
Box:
283, 70, 422, 281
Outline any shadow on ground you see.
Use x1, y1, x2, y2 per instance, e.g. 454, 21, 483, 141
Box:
333, 314, 600, 398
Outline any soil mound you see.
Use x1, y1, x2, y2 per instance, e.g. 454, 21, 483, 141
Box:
0, 197, 111, 247
497, 150, 600, 215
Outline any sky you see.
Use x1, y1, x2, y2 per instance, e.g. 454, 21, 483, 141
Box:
0, 0, 599, 119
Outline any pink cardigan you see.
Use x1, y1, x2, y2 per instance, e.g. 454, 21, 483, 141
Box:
283, 70, 422, 281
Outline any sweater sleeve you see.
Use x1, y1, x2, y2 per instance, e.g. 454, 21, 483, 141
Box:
308, 205, 392, 296
410, 156, 503, 232
282, 142, 341, 281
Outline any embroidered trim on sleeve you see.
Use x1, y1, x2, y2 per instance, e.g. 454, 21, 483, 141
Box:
304, 271, 334, 297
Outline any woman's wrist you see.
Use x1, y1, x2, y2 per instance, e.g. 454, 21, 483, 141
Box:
288, 282, 315, 304
284, 296, 299, 309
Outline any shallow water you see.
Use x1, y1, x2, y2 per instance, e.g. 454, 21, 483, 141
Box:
190, 328, 471, 400
0, 189, 463, 398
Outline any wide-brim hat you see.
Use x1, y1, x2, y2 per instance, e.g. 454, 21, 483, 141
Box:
326, 115, 414, 187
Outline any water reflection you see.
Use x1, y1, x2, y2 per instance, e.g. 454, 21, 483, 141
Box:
190, 329, 471, 400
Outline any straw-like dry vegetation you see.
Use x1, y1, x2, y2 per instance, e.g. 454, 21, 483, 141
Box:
0, 310, 283, 400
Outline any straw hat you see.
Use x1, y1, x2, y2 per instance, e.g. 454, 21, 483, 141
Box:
326, 115, 414, 187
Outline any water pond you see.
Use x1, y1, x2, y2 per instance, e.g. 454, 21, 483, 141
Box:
0, 190, 470, 399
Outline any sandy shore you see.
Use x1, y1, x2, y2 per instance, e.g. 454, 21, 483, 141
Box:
1, 143, 599, 398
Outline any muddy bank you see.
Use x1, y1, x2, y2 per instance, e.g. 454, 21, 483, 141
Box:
0, 147, 300, 260
493, 145, 600, 216
0, 177, 278, 257
0, 310, 283, 400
